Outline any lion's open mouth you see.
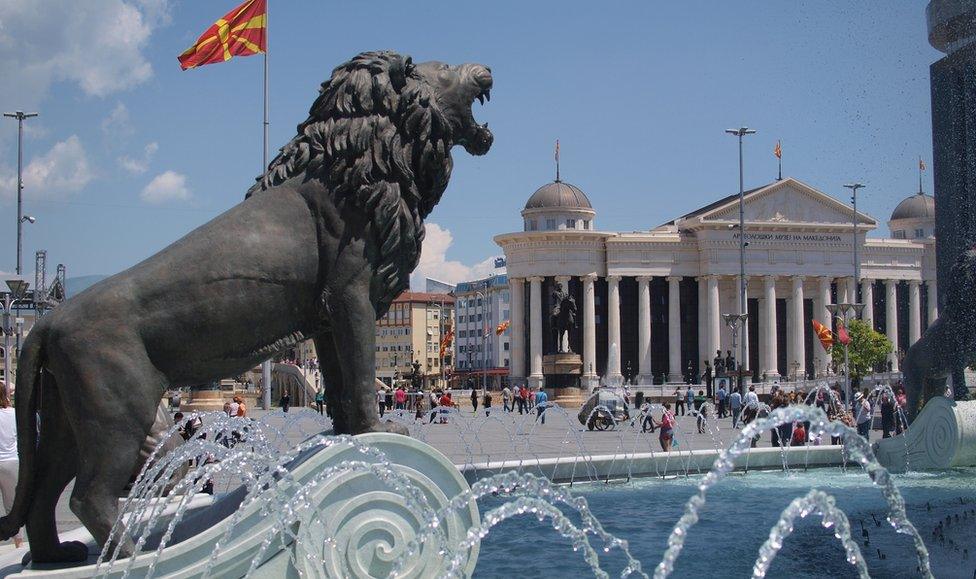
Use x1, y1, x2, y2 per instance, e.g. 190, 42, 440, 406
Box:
462, 67, 493, 156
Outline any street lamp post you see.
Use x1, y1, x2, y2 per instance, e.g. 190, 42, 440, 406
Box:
726, 127, 756, 394
3, 112, 39, 276
1, 279, 30, 388
722, 313, 748, 391
844, 182, 865, 312
825, 302, 866, 409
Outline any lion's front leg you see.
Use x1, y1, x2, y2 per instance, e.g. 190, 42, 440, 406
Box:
328, 288, 409, 436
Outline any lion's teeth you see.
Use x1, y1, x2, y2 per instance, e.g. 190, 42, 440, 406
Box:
485, 90, 491, 102
477, 94, 485, 105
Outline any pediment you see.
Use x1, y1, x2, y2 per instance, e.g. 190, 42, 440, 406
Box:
698, 178, 877, 228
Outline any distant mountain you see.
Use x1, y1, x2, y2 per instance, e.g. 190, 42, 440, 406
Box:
65, 275, 108, 297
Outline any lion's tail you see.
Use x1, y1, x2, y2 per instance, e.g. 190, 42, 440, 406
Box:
0, 324, 45, 539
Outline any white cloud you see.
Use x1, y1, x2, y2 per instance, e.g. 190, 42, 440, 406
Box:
410, 222, 500, 289
101, 102, 134, 139
141, 170, 190, 204
0, 135, 92, 201
0, 0, 170, 110
118, 141, 158, 174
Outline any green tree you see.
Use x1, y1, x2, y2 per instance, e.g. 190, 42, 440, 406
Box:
831, 319, 893, 382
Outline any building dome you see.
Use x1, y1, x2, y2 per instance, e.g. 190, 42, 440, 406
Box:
524, 180, 593, 210
890, 192, 935, 221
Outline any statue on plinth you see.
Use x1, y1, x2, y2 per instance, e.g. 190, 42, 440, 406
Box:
550, 282, 577, 353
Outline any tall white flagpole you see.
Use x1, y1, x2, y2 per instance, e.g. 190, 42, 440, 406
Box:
261, 0, 273, 411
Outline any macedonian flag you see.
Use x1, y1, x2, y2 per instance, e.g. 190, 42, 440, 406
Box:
178, 0, 267, 70
496, 320, 511, 335
811, 319, 833, 352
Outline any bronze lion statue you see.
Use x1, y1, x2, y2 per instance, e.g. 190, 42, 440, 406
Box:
903, 247, 976, 420
0, 50, 492, 563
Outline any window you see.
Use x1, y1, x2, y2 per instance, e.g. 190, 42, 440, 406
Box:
477, 298, 482, 307
477, 314, 482, 321
527, 219, 537, 231
566, 219, 576, 229
893, 230, 906, 239
584, 220, 591, 230
915, 228, 925, 238
504, 342, 510, 351
546, 218, 557, 230
504, 358, 510, 367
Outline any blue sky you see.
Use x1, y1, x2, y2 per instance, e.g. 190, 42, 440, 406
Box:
0, 1, 941, 287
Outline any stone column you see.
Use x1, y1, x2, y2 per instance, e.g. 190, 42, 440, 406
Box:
885, 279, 899, 372
528, 276, 544, 386
697, 277, 707, 368
815, 276, 831, 377
667, 276, 683, 383
908, 280, 922, 345
789, 276, 805, 380
861, 279, 875, 329
606, 275, 622, 380
706, 276, 721, 368
927, 279, 938, 326
637, 276, 653, 383
582, 274, 597, 383
763, 276, 780, 381
510, 277, 525, 381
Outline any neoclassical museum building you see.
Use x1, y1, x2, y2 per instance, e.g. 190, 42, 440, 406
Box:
494, 177, 937, 389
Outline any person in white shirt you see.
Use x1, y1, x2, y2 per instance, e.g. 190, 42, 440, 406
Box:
743, 385, 759, 409
0, 382, 22, 548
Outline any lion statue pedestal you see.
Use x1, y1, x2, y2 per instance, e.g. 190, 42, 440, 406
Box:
874, 397, 976, 472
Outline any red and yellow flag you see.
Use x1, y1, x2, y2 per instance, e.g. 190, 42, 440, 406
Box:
836, 320, 851, 346
919, 157, 926, 172
495, 320, 511, 336
811, 319, 833, 352
178, 0, 267, 70
774, 140, 782, 160
439, 328, 454, 358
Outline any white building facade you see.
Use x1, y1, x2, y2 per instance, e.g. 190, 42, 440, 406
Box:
454, 274, 512, 388
495, 177, 937, 388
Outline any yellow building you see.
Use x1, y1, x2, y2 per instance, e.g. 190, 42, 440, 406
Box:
375, 292, 455, 388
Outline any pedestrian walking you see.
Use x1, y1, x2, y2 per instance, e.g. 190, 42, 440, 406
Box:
855, 390, 872, 439
483, 391, 492, 417
716, 384, 727, 418
502, 385, 512, 412
674, 387, 686, 416
377, 388, 386, 417
280, 391, 291, 413
658, 402, 675, 452
315, 387, 325, 415
470, 388, 479, 413
685, 387, 694, 415
880, 393, 895, 439
0, 383, 22, 548
535, 387, 549, 424
729, 388, 742, 428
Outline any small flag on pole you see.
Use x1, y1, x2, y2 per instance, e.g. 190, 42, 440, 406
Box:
836, 321, 851, 346
178, 0, 267, 70
495, 320, 510, 335
811, 320, 833, 352
774, 140, 782, 159
554, 139, 561, 181
439, 327, 454, 358
919, 157, 926, 171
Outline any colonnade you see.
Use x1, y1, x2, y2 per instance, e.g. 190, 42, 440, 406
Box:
507, 274, 936, 385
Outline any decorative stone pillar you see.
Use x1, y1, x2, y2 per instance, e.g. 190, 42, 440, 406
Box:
637, 276, 653, 383
885, 279, 899, 372
697, 277, 707, 368
528, 276, 544, 387
582, 274, 597, 384
908, 280, 922, 345
509, 277, 525, 382
815, 276, 831, 377
706, 275, 721, 369
861, 279, 875, 329
606, 275, 622, 380
927, 279, 938, 327
667, 276, 683, 383
789, 276, 805, 380
763, 276, 780, 381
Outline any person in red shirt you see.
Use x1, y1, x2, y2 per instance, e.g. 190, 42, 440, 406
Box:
518, 385, 529, 414
438, 392, 454, 424
394, 386, 407, 411
791, 422, 807, 446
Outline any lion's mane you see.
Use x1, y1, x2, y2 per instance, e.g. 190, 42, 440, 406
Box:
247, 51, 456, 314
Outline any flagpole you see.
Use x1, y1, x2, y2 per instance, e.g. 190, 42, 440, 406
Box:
778, 146, 782, 181
261, 0, 272, 411
918, 156, 923, 195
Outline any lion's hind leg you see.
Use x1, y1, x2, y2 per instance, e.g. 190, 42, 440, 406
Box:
56, 341, 167, 558
20, 370, 88, 565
